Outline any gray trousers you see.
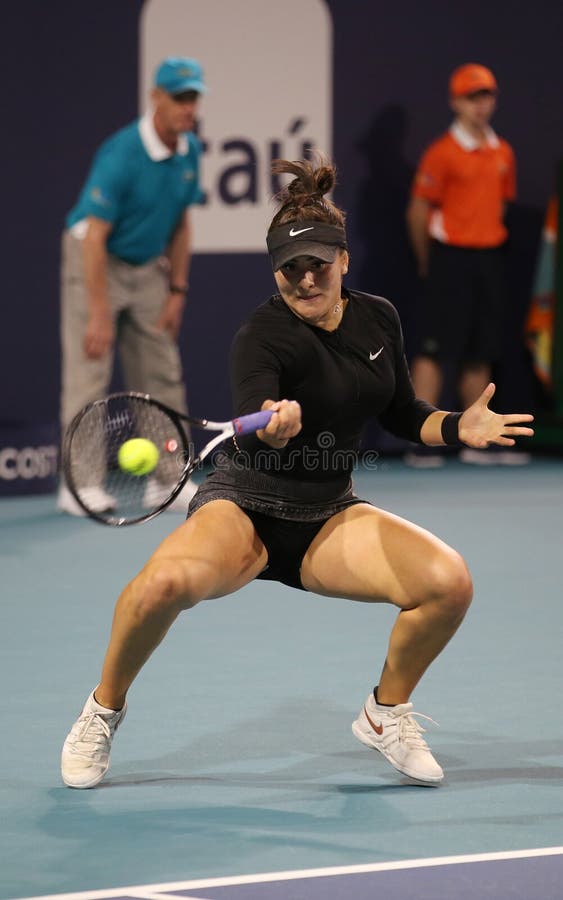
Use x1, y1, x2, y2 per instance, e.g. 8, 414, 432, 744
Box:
60, 230, 188, 430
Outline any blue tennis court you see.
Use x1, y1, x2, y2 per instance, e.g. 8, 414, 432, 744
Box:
2, 458, 563, 899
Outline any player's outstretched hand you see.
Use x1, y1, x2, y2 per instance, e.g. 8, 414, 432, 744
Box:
257, 399, 302, 448
459, 383, 534, 449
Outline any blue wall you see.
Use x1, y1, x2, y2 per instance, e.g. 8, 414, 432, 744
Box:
3, 0, 563, 431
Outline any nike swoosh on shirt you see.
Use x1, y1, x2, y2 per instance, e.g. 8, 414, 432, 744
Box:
289, 226, 315, 237
370, 347, 384, 360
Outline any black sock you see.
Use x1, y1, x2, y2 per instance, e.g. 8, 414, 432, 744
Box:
373, 686, 395, 707
92, 691, 122, 712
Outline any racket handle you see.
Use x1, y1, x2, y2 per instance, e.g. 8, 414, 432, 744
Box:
233, 410, 273, 435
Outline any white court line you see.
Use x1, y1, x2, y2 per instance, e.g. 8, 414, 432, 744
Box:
128, 894, 215, 900
18, 845, 563, 900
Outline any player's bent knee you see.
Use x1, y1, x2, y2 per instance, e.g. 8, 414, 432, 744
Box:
133, 559, 203, 617
428, 551, 473, 618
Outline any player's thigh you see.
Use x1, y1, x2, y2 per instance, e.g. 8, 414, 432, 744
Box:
300, 503, 468, 607
145, 499, 268, 602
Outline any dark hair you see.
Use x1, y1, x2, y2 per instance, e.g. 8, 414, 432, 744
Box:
268, 152, 346, 233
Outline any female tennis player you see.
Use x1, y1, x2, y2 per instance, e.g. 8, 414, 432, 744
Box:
61, 153, 534, 788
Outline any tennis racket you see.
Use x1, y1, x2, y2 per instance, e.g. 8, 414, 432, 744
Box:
63, 391, 273, 526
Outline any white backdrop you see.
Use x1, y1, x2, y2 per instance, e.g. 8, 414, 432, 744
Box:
140, 0, 333, 253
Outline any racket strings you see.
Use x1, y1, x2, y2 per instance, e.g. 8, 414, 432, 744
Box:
66, 395, 189, 523
68, 404, 109, 489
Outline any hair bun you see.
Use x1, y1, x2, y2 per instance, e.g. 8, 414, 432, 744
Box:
269, 152, 346, 231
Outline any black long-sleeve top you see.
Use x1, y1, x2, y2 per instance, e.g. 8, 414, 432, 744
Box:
227, 289, 436, 484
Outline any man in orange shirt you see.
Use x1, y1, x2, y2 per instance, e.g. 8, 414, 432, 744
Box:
406, 63, 520, 466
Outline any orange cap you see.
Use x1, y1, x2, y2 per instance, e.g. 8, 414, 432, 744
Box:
449, 63, 497, 97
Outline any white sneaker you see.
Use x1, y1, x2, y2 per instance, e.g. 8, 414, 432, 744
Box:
143, 478, 198, 512
61, 691, 127, 789
352, 690, 444, 784
57, 484, 116, 517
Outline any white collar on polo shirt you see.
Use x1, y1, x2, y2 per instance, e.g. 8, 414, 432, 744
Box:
138, 113, 189, 160
450, 120, 500, 151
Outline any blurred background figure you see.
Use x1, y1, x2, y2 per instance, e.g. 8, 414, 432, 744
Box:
58, 56, 206, 515
405, 63, 526, 467
524, 194, 558, 399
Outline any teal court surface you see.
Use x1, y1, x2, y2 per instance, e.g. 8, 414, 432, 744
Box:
2, 458, 563, 899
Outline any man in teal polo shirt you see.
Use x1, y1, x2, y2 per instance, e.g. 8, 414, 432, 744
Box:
59, 57, 206, 516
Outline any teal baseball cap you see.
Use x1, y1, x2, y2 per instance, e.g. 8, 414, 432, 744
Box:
154, 57, 207, 95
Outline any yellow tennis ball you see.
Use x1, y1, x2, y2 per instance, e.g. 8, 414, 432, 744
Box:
117, 438, 160, 476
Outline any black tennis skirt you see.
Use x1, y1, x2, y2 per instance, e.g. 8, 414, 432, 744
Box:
187, 452, 364, 522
